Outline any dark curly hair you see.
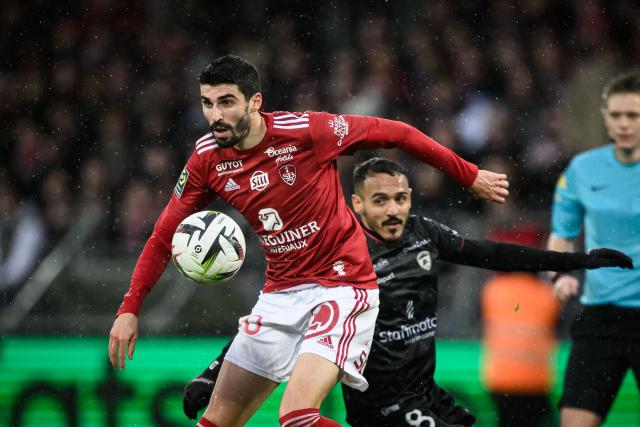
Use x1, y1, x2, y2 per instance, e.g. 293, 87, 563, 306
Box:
199, 55, 261, 100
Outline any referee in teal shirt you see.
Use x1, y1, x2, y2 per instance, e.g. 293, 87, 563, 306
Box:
549, 71, 640, 427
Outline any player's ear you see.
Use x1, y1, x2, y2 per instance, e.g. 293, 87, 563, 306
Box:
351, 194, 363, 214
407, 187, 413, 209
250, 92, 263, 112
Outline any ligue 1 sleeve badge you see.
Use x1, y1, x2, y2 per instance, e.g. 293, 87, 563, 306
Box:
174, 167, 189, 198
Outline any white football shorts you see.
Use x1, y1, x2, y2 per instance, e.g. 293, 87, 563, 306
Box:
225, 284, 379, 391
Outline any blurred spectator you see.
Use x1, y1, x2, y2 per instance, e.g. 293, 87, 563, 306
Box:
96, 107, 132, 184
79, 157, 111, 212
2, 0, 640, 336
0, 171, 47, 297
117, 178, 156, 253
138, 143, 179, 222
3, 0, 637, 226
455, 94, 496, 154
40, 168, 75, 240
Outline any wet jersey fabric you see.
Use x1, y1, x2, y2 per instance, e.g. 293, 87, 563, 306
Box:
118, 112, 478, 315
552, 145, 640, 307
342, 215, 464, 409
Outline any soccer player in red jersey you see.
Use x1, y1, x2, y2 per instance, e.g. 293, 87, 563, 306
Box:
108, 55, 509, 427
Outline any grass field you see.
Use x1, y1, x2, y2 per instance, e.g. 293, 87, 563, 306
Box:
1, 337, 638, 426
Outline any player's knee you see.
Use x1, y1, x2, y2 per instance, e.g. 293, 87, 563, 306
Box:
278, 388, 326, 418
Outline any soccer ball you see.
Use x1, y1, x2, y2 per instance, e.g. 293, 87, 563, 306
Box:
171, 211, 246, 284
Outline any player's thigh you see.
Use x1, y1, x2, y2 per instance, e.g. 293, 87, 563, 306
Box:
280, 287, 379, 415
299, 287, 380, 392
345, 398, 445, 427
560, 339, 628, 418
279, 352, 341, 416
395, 400, 465, 427
225, 291, 311, 383
204, 359, 278, 427
428, 382, 476, 425
355, 406, 444, 427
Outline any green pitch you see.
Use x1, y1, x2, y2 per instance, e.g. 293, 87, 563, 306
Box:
1, 337, 638, 426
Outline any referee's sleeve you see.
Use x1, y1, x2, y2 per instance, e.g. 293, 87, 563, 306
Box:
551, 162, 584, 239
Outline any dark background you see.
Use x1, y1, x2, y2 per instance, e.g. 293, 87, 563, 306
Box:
1, 0, 638, 336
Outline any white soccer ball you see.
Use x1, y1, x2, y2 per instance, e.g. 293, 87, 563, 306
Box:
171, 211, 246, 284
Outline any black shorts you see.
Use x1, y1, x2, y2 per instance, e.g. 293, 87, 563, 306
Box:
491, 392, 554, 427
344, 383, 476, 427
559, 304, 640, 418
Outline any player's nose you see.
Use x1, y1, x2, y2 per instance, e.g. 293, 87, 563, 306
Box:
209, 106, 224, 123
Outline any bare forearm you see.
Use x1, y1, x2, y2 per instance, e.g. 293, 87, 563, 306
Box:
547, 234, 576, 253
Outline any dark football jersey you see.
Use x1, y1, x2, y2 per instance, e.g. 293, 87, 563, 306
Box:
342, 215, 463, 408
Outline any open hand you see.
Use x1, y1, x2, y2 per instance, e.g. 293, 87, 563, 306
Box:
108, 313, 139, 369
469, 170, 509, 203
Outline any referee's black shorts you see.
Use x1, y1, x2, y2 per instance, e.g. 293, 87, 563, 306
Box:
559, 304, 640, 419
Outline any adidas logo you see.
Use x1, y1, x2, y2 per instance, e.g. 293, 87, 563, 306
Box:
224, 178, 240, 192
317, 336, 334, 350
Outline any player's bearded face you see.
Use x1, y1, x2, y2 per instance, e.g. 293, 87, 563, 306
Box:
354, 173, 412, 242
210, 107, 252, 148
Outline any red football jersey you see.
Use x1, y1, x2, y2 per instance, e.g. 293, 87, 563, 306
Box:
117, 111, 478, 315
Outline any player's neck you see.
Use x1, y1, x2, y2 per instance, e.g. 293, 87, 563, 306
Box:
235, 113, 266, 151
614, 145, 640, 164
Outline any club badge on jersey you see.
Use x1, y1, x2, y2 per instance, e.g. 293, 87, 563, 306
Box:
279, 164, 297, 185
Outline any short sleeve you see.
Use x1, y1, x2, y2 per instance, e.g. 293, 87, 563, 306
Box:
551, 162, 584, 239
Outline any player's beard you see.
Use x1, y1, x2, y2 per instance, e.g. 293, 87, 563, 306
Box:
380, 216, 405, 242
211, 109, 252, 148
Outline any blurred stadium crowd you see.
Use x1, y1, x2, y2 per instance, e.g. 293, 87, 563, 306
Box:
1, 0, 639, 334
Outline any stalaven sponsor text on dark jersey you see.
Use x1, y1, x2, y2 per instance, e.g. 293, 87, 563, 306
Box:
343, 215, 464, 407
